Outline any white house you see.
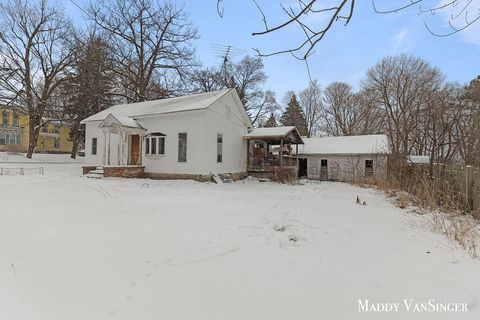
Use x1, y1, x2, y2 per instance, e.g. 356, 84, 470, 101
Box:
295, 134, 389, 181
81, 89, 252, 180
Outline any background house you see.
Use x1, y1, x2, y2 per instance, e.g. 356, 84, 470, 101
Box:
295, 134, 389, 181
0, 108, 72, 153
81, 89, 252, 180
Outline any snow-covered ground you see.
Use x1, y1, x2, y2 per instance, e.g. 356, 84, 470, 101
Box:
1, 153, 479, 320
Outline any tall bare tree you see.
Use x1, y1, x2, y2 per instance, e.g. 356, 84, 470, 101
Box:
455, 76, 480, 166
362, 55, 445, 157
299, 80, 322, 137
0, 0, 73, 158
322, 82, 362, 136
87, 0, 198, 102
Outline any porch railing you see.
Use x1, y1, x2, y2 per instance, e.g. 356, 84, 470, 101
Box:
248, 155, 297, 171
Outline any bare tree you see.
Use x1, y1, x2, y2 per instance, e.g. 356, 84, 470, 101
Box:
216, 0, 479, 60
362, 54, 445, 158
189, 56, 278, 126
0, 0, 74, 158
322, 82, 363, 136
455, 76, 480, 166
87, 0, 198, 102
299, 80, 322, 137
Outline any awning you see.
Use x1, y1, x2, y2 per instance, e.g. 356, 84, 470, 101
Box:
244, 126, 304, 144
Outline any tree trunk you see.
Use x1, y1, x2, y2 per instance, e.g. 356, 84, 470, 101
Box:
26, 114, 40, 159
70, 139, 79, 159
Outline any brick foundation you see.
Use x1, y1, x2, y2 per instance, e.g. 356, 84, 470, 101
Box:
103, 166, 145, 178
145, 172, 247, 182
82, 166, 97, 174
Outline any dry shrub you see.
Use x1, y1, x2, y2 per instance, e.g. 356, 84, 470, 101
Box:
430, 212, 479, 259
376, 163, 480, 259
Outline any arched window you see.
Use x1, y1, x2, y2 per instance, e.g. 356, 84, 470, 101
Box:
145, 132, 166, 156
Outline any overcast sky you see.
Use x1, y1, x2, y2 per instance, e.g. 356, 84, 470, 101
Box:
67, 0, 480, 101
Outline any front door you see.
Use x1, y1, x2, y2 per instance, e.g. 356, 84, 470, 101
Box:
298, 158, 307, 178
320, 159, 328, 181
130, 135, 140, 165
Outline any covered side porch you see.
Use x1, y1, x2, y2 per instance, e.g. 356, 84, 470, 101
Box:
83, 113, 147, 178
244, 126, 304, 180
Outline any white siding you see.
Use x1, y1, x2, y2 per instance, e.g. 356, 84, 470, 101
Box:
305, 154, 388, 181
83, 90, 250, 175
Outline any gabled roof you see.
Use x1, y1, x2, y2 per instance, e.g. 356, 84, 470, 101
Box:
99, 113, 145, 130
244, 126, 304, 144
296, 134, 389, 155
81, 89, 234, 123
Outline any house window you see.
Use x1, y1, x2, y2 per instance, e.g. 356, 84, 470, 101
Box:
178, 133, 187, 162
145, 133, 166, 156
54, 137, 60, 148
151, 137, 157, 155
217, 134, 223, 163
158, 137, 165, 155
145, 137, 150, 154
321, 159, 328, 167
0, 131, 5, 145
12, 113, 18, 127
365, 160, 374, 177
91, 138, 97, 155
2, 112, 8, 126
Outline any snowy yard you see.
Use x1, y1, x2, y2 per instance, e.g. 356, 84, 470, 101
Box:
1, 154, 479, 320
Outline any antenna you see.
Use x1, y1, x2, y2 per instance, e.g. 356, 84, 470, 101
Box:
210, 43, 246, 85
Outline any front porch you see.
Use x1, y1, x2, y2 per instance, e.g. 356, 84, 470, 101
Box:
244, 126, 304, 181
83, 113, 147, 178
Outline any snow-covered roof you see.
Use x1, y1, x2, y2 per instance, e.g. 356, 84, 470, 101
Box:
99, 113, 145, 130
296, 134, 389, 155
81, 89, 232, 123
408, 155, 430, 164
245, 126, 297, 138
244, 126, 304, 144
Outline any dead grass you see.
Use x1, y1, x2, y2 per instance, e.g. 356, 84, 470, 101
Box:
373, 168, 480, 259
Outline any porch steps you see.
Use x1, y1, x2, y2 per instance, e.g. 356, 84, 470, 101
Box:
86, 167, 104, 179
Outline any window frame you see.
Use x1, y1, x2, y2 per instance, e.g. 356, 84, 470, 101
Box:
145, 133, 166, 156
2, 112, 8, 126
91, 137, 98, 155
12, 113, 19, 127
178, 132, 187, 163
217, 133, 223, 163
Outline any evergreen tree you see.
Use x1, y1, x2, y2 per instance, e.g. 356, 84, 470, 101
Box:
280, 94, 308, 136
61, 34, 116, 158
263, 113, 278, 127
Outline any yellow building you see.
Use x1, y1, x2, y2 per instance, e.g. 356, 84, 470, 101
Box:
0, 108, 73, 153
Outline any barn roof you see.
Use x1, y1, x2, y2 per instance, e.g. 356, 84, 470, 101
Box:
244, 126, 304, 144
295, 134, 389, 155
81, 89, 247, 123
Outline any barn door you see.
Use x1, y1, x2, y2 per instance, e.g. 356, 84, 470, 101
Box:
130, 135, 140, 165
320, 159, 328, 181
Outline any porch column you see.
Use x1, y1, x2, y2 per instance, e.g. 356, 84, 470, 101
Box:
107, 132, 111, 165
279, 138, 284, 167
103, 130, 107, 165
246, 139, 250, 170
139, 134, 143, 165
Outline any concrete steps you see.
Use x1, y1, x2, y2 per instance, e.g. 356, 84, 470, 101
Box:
86, 167, 104, 179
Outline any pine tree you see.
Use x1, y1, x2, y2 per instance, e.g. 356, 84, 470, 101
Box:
263, 113, 277, 127
61, 35, 116, 158
280, 94, 308, 136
